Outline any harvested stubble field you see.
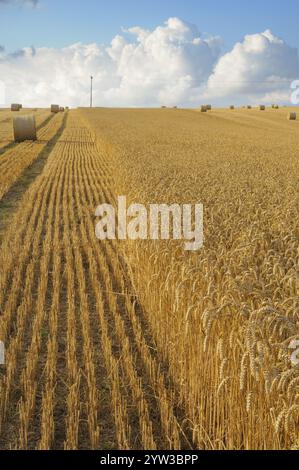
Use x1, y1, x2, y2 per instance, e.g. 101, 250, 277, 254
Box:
0, 109, 52, 150
0, 106, 298, 450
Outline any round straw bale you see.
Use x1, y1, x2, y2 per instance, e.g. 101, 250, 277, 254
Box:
288, 112, 297, 120
13, 115, 37, 142
200, 105, 207, 112
259, 105, 266, 110
230, 105, 235, 109
11, 103, 21, 111
51, 104, 60, 113
205, 104, 212, 110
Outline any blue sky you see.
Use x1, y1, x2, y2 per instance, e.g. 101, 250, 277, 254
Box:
1, 0, 299, 53
0, 0, 298, 107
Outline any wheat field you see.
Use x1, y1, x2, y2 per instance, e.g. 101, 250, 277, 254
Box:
0, 106, 298, 450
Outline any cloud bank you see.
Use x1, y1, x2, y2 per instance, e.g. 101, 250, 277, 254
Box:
0, 17, 298, 107
0, 0, 39, 6
205, 30, 299, 105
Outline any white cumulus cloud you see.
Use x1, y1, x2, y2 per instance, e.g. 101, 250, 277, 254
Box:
0, 19, 298, 107
205, 29, 299, 105
0, 0, 39, 6
0, 18, 222, 107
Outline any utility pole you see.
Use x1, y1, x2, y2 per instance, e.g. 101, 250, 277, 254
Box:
90, 76, 93, 108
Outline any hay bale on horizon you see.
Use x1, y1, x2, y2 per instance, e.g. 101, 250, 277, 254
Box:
51, 104, 60, 113
200, 105, 207, 112
247, 105, 252, 109
206, 104, 212, 110
11, 103, 21, 112
230, 105, 235, 109
13, 115, 37, 142
259, 105, 266, 111
288, 112, 297, 120
59, 107, 65, 112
